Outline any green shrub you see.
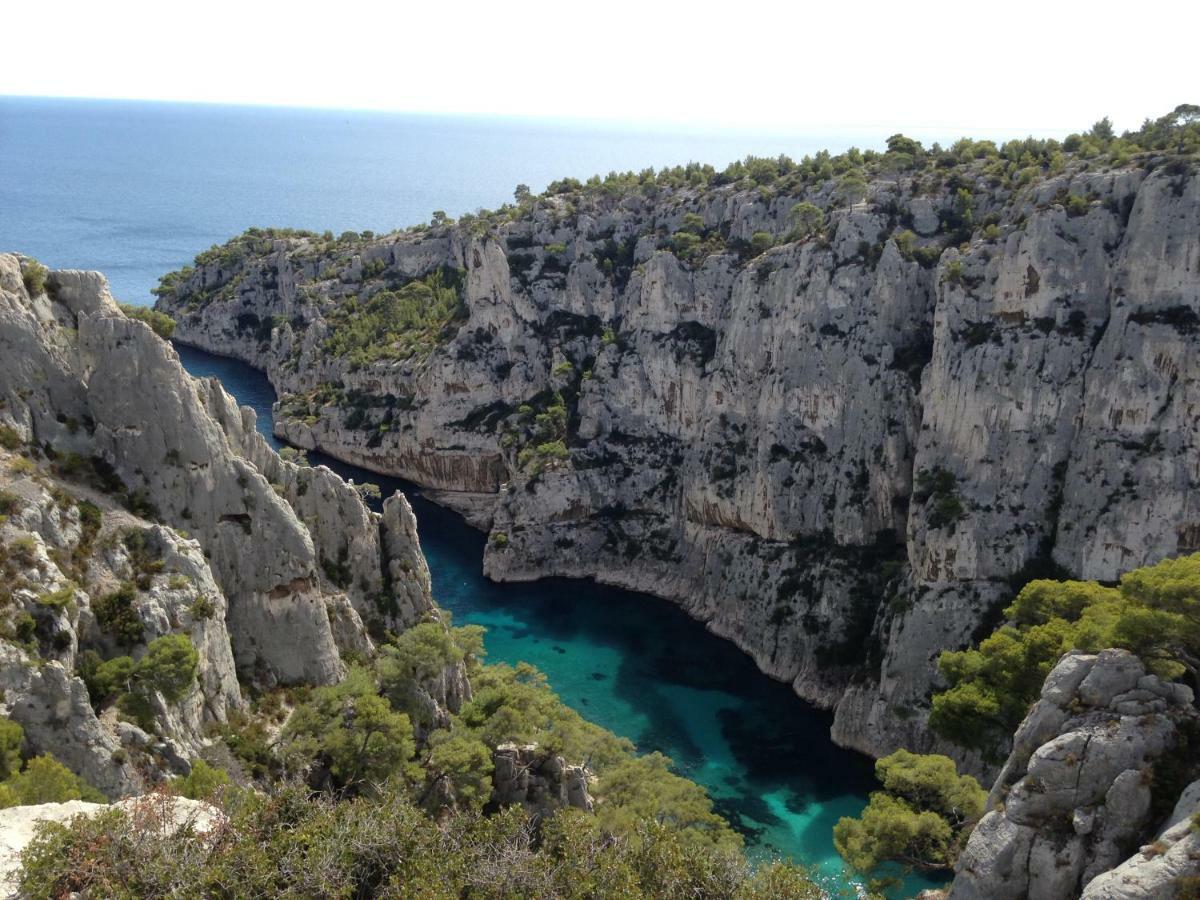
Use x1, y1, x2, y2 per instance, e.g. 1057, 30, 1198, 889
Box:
21, 259, 48, 297
174, 759, 231, 801
79, 651, 135, 705
932, 553, 1200, 752
0, 754, 104, 808
322, 267, 466, 366
15, 780, 820, 899
93, 582, 144, 645
833, 750, 984, 873
135, 634, 199, 702
118, 304, 176, 340
749, 231, 776, 255
0, 426, 21, 451
786, 202, 824, 242
283, 665, 414, 788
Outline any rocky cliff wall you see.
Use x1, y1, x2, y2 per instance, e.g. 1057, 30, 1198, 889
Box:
949, 650, 1198, 898
0, 253, 460, 795
155, 156, 1200, 764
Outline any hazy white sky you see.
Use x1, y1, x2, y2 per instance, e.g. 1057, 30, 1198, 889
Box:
3, 0, 1195, 135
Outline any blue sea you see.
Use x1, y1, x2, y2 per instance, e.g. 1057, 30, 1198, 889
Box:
1, 96, 945, 895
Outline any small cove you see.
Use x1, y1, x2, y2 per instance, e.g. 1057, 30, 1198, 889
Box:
176, 345, 942, 897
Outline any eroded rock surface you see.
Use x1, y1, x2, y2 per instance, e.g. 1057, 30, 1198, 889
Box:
950, 650, 1198, 899
156, 160, 1200, 762
0, 254, 461, 795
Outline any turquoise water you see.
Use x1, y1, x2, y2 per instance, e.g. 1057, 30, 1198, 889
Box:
177, 346, 940, 897
2, 95, 946, 894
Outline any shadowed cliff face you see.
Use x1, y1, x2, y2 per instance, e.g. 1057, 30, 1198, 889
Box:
155, 156, 1200, 765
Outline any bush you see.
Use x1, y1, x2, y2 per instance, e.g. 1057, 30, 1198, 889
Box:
283, 665, 414, 789
833, 750, 983, 873
15, 781, 819, 899
118, 304, 176, 340
786, 202, 824, 242
21, 259, 48, 297
93, 582, 145, 645
322, 267, 466, 366
0, 753, 104, 808
932, 553, 1200, 752
749, 231, 775, 256
174, 759, 231, 800
135, 633, 199, 702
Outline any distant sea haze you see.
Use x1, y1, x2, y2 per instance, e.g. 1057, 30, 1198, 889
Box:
0, 96, 836, 303
0, 95, 1045, 305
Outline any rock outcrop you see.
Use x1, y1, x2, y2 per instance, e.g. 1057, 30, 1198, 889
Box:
490, 742, 594, 815
950, 650, 1199, 898
0, 253, 461, 796
155, 154, 1200, 762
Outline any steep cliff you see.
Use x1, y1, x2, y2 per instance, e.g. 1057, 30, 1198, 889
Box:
154, 122, 1200, 762
0, 253, 453, 795
949, 650, 1198, 898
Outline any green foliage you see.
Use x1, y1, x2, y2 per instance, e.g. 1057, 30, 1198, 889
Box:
833, 750, 983, 873
16, 781, 819, 899
135, 634, 199, 702
322, 267, 466, 366
786, 202, 824, 241
0, 722, 104, 810
0, 718, 24, 782
749, 231, 776, 256
78, 651, 135, 705
21, 259, 48, 297
0, 488, 20, 517
0, 426, 22, 451
932, 554, 1200, 752
593, 752, 742, 852
378, 622, 465, 726
93, 582, 144, 645
174, 759, 231, 800
188, 595, 216, 620
914, 467, 965, 530
118, 304, 176, 340
283, 665, 415, 788
424, 727, 494, 812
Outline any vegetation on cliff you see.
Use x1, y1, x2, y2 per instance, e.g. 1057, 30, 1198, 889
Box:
930, 552, 1200, 754
17, 782, 820, 899
833, 750, 984, 875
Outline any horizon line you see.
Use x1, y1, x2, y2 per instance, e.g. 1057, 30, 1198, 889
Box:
0, 92, 1071, 143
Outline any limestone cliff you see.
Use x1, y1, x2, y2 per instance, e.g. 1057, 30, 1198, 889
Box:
949, 650, 1199, 898
154, 141, 1200, 763
0, 253, 455, 796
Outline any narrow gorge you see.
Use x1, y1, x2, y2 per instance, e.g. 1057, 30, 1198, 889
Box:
154, 135, 1200, 770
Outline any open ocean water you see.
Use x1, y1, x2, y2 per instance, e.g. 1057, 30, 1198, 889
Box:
1, 95, 948, 895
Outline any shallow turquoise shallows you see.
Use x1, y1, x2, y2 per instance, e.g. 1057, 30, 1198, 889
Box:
177, 346, 943, 898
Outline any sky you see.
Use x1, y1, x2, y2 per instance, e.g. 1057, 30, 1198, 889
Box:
2, 0, 1195, 135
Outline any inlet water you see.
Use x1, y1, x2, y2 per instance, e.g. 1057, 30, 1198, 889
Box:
2, 95, 946, 895
177, 346, 940, 897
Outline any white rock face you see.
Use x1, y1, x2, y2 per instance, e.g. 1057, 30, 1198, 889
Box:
949, 651, 1198, 899
155, 164, 1200, 763
0, 254, 461, 795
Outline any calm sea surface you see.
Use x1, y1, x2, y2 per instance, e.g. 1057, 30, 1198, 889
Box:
2, 96, 944, 895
